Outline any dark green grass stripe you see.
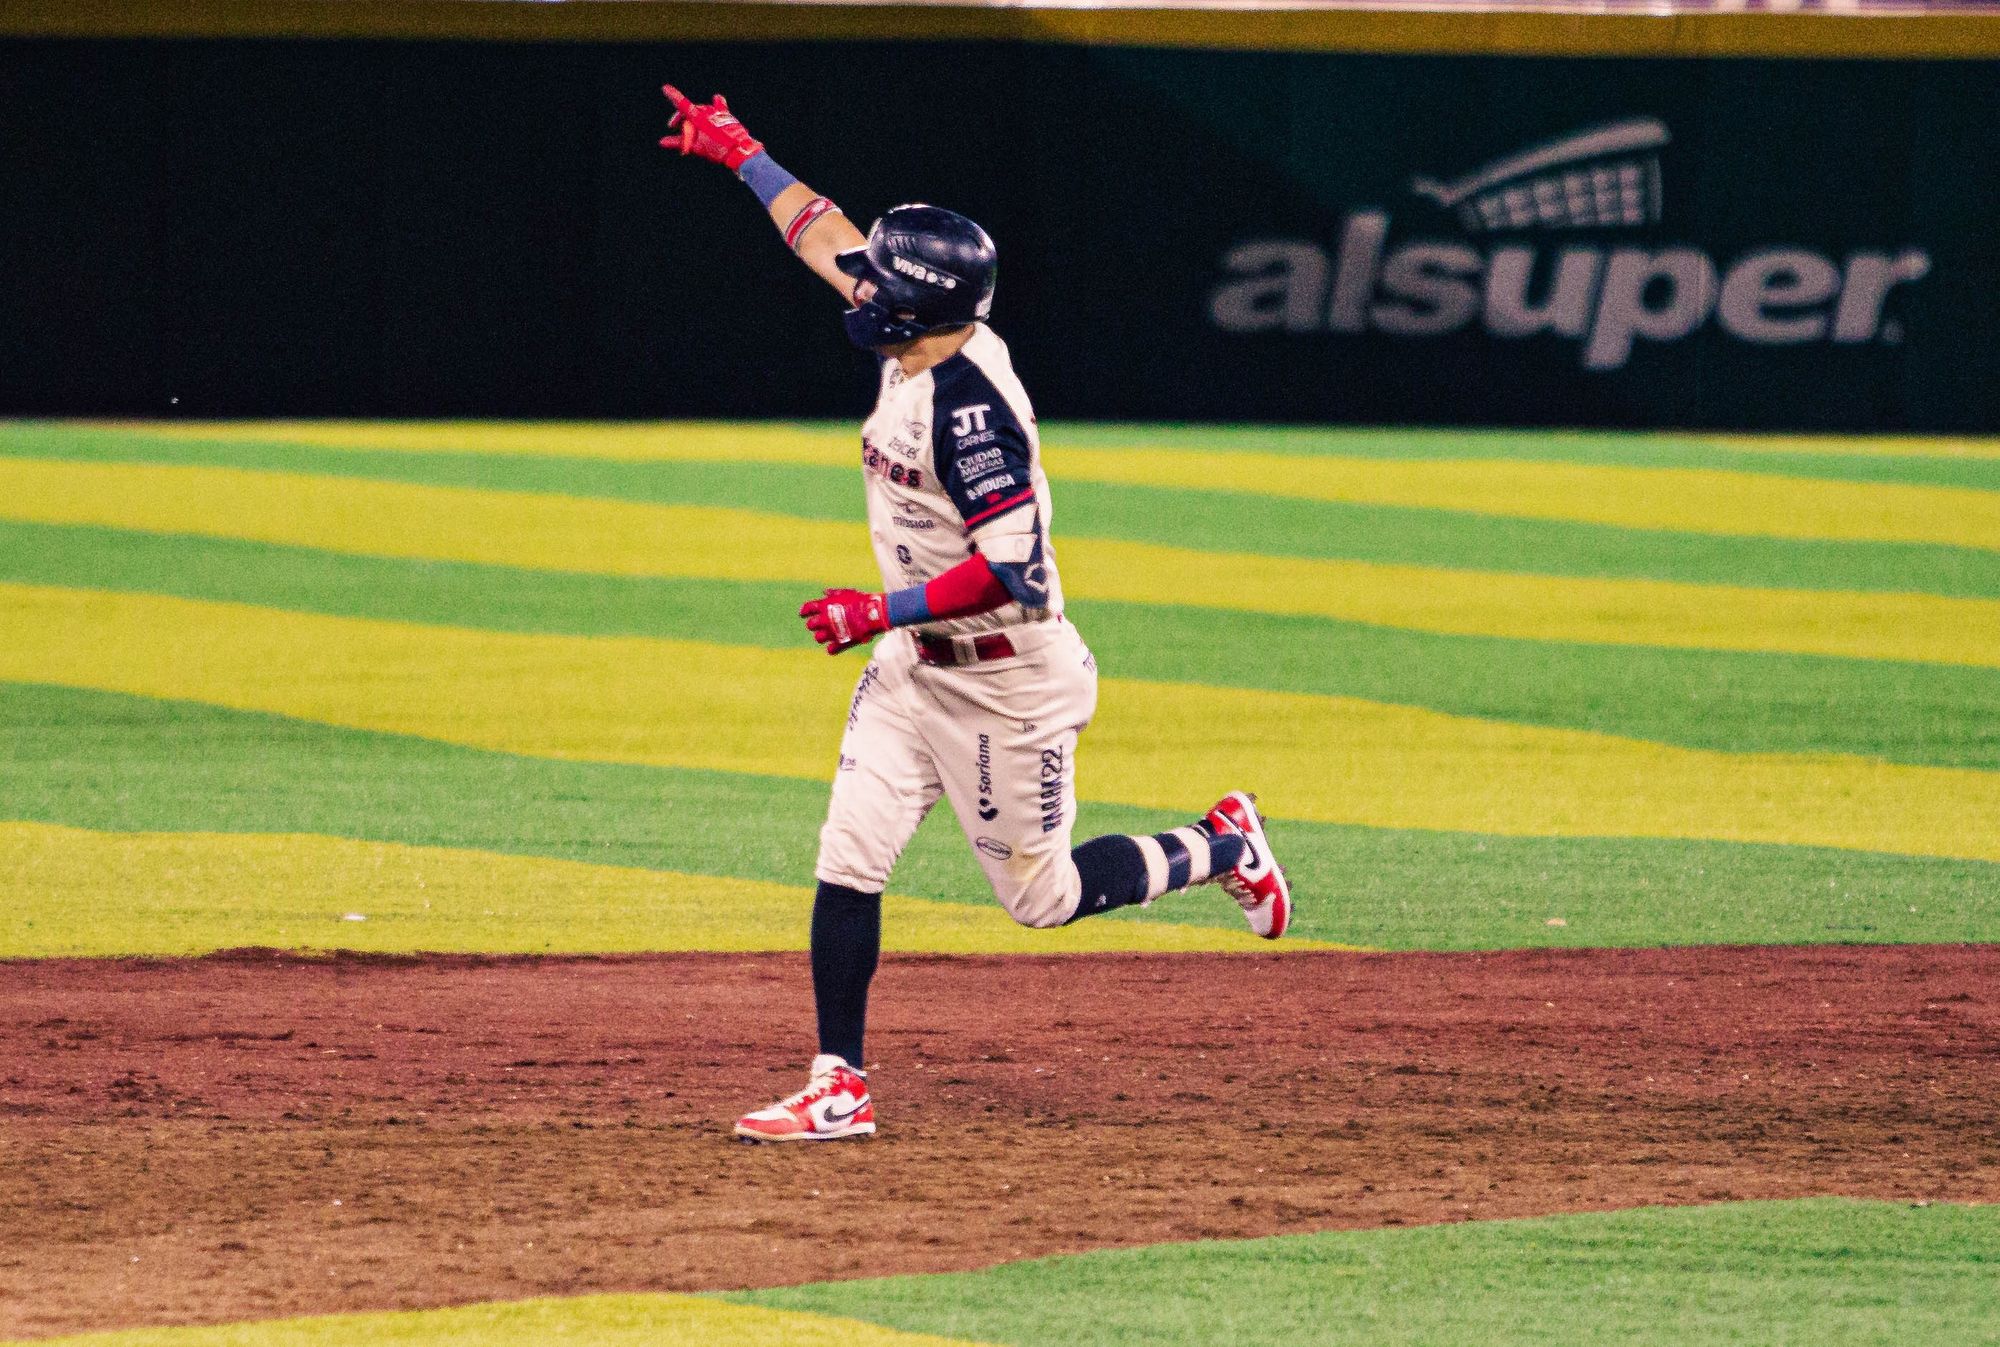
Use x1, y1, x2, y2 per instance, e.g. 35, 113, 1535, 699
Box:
734, 1199, 2000, 1347
5, 684, 1995, 951
9, 423, 2000, 597
7, 520, 1998, 771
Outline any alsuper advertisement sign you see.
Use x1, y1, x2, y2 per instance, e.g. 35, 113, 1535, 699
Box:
1042, 48, 1998, 431
1207, 118, 1932, 372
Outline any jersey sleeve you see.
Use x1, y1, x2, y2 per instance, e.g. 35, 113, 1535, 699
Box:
934, 370, 1048, 609
939, 398, 1035, 531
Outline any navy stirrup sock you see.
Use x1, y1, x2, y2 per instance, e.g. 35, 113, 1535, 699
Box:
1066, 827, 1246, 923
810, 881, 881, 1066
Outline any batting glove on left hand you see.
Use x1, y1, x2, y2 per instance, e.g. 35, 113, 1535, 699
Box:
801, 588, 890, 655
660, 85, 766, 170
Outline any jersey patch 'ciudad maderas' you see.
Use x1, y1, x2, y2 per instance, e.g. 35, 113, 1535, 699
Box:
859, 324, 1064, 636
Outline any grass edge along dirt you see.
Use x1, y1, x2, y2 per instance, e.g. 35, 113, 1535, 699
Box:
0, 820, 1325, 958
734, 1197, 1999, 1347
7, 1293, 991, 1347
14, 1199, 1993, 1346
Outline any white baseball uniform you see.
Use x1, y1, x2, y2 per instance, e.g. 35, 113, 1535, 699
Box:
814, 324, 1098, 927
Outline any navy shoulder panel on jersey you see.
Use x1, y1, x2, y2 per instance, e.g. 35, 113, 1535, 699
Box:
931, 355, 1034, 531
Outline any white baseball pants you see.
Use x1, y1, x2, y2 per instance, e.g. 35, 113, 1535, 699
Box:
815, 619, 1098, 928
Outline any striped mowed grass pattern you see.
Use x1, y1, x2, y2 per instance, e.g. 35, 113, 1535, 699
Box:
6, 682, 1993, 952
6, 456, 2000, 669
1, 420, 1996, 957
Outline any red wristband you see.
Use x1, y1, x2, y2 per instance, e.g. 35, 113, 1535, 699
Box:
784, 197, 842, 251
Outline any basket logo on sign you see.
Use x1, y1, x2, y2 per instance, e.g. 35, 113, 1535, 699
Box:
1208, 117, 1931, 370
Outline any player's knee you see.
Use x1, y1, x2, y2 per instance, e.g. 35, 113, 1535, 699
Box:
1001, 856, 1083, 929
815, 822, 895, 895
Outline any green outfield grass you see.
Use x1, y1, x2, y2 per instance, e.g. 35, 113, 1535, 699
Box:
2, 419, 1998, 958
4, 521, 1994, 769
24, 1200, 1994, 1346
4, 684, 1994, 953
5, 422, 1998, 1345
736, 1199, 2000, 1347
16, 422, 2000, 594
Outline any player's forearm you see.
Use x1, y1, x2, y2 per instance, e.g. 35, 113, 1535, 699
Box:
737, 155, 867, 298
884, 554, 1017, 627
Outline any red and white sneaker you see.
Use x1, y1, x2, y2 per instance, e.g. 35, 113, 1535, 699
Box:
1204, 791, 1292, 940
734, 1054, 876, 1143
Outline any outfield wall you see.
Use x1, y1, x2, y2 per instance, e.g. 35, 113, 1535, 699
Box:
3, 4, 1996, 429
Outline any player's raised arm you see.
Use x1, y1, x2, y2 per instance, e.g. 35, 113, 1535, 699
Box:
660, 85, 868, 301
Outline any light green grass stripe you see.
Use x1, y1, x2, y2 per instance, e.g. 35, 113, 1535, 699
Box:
15, 1292, 990, 1347
11, 422, 2000, 597
734, 1199, 2000, 1347
7, 684, 1997, 951
5, 521, 1993, 771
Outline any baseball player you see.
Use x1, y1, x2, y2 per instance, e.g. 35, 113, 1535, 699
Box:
658, 86, 1292, 1143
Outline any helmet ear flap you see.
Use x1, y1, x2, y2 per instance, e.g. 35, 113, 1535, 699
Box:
842, 296, 931, 349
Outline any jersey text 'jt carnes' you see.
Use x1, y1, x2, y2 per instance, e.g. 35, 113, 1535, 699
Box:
858, 324, 1064, 636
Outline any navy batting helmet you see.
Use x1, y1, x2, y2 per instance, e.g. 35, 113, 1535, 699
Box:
834, 204, 996, 349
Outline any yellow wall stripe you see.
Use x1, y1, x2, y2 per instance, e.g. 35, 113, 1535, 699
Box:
18, 1290, 987, 1347
5, 1, 1997, 61
0, 823, 1311, 959
97, 420, 2000, 550
5, 457, 1996, 670
4, 584, 1996, 864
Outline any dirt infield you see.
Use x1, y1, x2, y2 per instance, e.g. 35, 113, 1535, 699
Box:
3, 944, 1996, 1339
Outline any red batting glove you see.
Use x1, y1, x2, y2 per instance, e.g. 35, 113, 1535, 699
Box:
801, 588, 889, 655
660, 85, 766, 170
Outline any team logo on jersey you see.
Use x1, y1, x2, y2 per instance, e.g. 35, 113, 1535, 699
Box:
949, 404, 991, 440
